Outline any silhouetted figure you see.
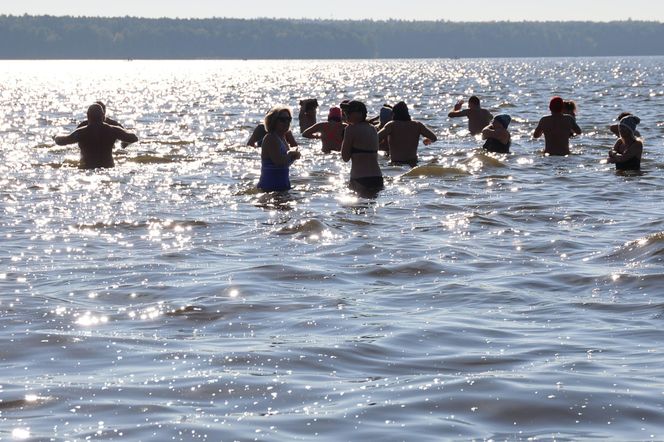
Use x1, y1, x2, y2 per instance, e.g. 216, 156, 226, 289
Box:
77, 100, 131, 148
301, 107, 345, 153
533, 96, 582, 156
448, 96, 493, 135
257, 106, 301, 192
482, 114, 512, 153
340, 100, 383, 196
54, 104, 138, 169
298, 99, 318, 134
378, 101, 437, 167
608, 115, 643, 171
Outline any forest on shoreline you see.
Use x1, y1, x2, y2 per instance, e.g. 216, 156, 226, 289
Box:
1, 15, 663, 59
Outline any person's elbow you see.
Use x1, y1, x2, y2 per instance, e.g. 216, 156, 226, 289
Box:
575, 127, 582, 135
54, 135, 68, 145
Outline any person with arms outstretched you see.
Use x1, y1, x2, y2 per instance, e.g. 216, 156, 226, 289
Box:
54, 104, 138, 169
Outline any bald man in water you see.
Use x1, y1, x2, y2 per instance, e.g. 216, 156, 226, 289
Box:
54, 104, 138, 169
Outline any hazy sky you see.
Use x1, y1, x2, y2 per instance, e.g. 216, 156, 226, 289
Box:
2, 0, 663, 21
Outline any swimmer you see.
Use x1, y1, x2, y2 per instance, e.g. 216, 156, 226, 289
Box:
481, 114, 511, 153
301, 107, 345, 153
298, 99, 319, 134
53, 104, 138, 169
377, 104, 393, 152
340, 100, 383, 196
608, 115, 643, 171
77, 101, 131, 148
448, 96, 493, 135
610, 112, 641, 138
247, 122, 297, 148
257, 106, 301, 192
378, 101, 437, 167
533, 96, 582, 156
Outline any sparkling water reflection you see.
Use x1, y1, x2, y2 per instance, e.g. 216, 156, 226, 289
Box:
1, 58, 664, 440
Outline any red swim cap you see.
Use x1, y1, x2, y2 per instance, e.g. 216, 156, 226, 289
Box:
328, 107, 342, 121
549, 96, 564, 113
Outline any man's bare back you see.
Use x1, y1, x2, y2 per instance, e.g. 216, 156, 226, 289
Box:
533, 114, 582, 156
54, 104, 138, 169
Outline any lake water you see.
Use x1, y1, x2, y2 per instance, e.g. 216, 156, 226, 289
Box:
1, 58, 664, 441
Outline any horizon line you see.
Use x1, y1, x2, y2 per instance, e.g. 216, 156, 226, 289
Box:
2, 14, 663, 24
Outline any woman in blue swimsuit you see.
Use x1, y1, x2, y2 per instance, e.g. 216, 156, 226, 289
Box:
257, 107, 301, 191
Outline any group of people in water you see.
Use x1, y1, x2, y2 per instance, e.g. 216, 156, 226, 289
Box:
53, 95, 645, 196
249, 95, 644, 195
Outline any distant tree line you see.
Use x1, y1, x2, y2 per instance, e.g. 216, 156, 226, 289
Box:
0, 15, 663, 59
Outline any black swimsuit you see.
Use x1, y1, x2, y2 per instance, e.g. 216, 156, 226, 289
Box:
614, 141, 640, 171
483, 138, 510, 154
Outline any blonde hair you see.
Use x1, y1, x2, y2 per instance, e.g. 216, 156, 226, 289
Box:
264, 106, 292, 133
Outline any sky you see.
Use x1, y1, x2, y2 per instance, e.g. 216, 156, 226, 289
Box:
1, 0, 663, 22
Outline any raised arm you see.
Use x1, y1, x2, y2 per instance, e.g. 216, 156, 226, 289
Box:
448, 100, 468, 118
571, 119, 582, 135
301, 122, 325, 139
448, 109, 469, 118
482, 125, 510, 145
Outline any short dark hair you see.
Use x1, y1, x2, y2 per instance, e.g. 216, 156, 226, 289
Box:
468, 96, 480, 106
392, 101, 411, 122
617, 112, 633, 121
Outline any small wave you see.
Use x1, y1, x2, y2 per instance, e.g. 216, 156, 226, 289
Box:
402, 164, 471, 178
129, 154, 178, 164
461, 152, 507, 168
275, 219, 331, 240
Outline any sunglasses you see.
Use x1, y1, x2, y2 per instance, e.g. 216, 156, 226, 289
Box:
277, 116, 292, 123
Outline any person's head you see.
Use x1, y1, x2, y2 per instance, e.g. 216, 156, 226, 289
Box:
392, 101, 411, 122
379, 105, 393, 127
617, 112, 633, 121
564, 100, 577, 115
264, 106, 292, 134
87, 103, 105, 124
94, 101, 107, 115
549, 96, 564, 114
328, 107, 342, 122
340, 100, 368, 124
618, 115, 640, 140
493, 114, 511, 130
300, 99, 319, 113
468, 96, 481, 109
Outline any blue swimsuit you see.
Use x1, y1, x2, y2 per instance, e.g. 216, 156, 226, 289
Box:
258, 137, 292, 191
